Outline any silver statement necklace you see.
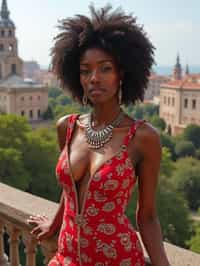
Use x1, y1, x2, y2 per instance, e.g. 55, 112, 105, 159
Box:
85, 110, 124, 149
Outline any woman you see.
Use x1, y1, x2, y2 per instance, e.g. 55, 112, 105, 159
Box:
27, 5, 170, 266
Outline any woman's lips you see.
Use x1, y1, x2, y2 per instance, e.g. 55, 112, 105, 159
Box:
89, 88, 105, 95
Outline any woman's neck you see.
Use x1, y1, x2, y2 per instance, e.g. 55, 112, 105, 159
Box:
92, 104, 122, 127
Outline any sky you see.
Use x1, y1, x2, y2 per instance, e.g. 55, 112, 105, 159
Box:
5, 0, 200, 68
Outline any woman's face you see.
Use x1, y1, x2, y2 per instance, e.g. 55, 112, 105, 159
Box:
80, 47, 122, 105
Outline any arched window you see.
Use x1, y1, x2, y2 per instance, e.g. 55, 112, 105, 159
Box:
21, 110, 25, 116
9, 30, 12, 37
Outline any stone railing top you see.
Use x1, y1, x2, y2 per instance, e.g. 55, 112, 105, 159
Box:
1, 182, 200, 266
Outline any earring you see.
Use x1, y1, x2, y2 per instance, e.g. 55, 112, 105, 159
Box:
82, 94, 88, 106
118, 80, 122, 105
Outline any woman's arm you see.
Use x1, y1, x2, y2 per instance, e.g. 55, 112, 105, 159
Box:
135, 123, 170, 266
27, 115, 69, 241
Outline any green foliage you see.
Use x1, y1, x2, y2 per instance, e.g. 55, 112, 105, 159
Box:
54, 104, 82, 120
187, 223, 200, 253
172, 157, 200, 211
48, 87, 62, 98
0, 148, 30, 190
175, 141, 196, 158
160, 147, 175, 180
149, 115, 166, 131
126, 182, 191, 247
57, 94, 72, 105
183, 124, 200, 149
0, 114, 31, 150
160, 133, 176, 160
42, 105, 54, 120
24, 129, 61, 201
157, 185, 191, 246
131, 103, 159, 120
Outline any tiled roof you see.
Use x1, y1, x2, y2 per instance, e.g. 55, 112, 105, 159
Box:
161, 79, 200, 90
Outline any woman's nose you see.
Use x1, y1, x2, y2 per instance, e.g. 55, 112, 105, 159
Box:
90, 69, 100, 83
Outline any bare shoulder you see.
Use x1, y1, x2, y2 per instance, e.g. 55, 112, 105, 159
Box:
133, 120, 161, 155
56, 114, 71, 131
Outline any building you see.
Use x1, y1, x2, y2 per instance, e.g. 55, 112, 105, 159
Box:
159, 55, 200, 135
145, 73, 170, 101
0, 0, 48, 121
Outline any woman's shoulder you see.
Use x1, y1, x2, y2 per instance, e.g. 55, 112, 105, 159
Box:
133, 119, 161, 154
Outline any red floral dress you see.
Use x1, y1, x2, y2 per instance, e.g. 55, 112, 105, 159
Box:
48, 114, 145, 266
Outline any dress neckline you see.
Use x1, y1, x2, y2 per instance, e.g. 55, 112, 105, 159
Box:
66, 114, 137, 215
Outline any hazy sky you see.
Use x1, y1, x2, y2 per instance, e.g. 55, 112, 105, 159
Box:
5, 0, 200, 67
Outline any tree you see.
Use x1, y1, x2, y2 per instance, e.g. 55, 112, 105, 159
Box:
183, 124, 200, 149
126, 147, 191, 247
187, 223, 200, 254
48, 87, 62, 98
172, 157, 200, 211
23, 130, 61, 201
149, 115, 166, 131
160, 133, 176, 160
175, 140, 196, 158
0, 148, 30, 190
42, 106, 54, 120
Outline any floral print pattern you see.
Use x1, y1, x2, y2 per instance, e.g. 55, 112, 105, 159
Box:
49, 114, 145, 266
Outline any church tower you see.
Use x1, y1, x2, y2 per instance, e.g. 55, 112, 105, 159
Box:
0, 0, 23, 79
173, 53, 182, 80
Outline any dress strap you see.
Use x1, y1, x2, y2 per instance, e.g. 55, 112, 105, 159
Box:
66, 114, 79, 143
123, 119, 146, 146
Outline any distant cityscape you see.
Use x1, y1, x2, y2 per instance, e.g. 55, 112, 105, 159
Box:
0, 0, 200, 137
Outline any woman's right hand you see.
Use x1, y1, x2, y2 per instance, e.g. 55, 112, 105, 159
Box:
27, 214, 55, 242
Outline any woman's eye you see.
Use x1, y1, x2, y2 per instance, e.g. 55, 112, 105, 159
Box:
101, 66, 112, 72
80, 69, 90, 75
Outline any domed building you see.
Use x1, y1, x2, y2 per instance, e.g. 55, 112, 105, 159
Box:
0, 0, 48, 121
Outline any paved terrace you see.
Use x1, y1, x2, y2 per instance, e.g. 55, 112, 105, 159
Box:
0, 182, 200, 266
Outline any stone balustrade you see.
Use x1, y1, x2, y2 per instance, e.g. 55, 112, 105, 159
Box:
0, 182, 200, 266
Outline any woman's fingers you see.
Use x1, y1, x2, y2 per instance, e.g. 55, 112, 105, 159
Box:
27, 214, 47, 225
30, 225, 41, 235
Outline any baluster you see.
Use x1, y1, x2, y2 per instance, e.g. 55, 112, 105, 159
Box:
0, 222, 9, 266
7, 226, 20, 266
40, 238, 57, 265
23, 232, 37, 266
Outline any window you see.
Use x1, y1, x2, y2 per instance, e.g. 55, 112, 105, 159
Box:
38, 95, 40, 100
1, 30, 4, 37
164, 96, 166, 104
9, 30, 12, 37
29, 96, 32, 101
0, 44, 4, 51
38, 109, 41, 118
29, 110, 33, 119
172, 97, 175, 106
192, 99, 196, 109
21, 96, 24, 101
168, 97, 170, 105
11, 64, 17, 74
184, 98, 188, 108
21, 110, 25, 116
